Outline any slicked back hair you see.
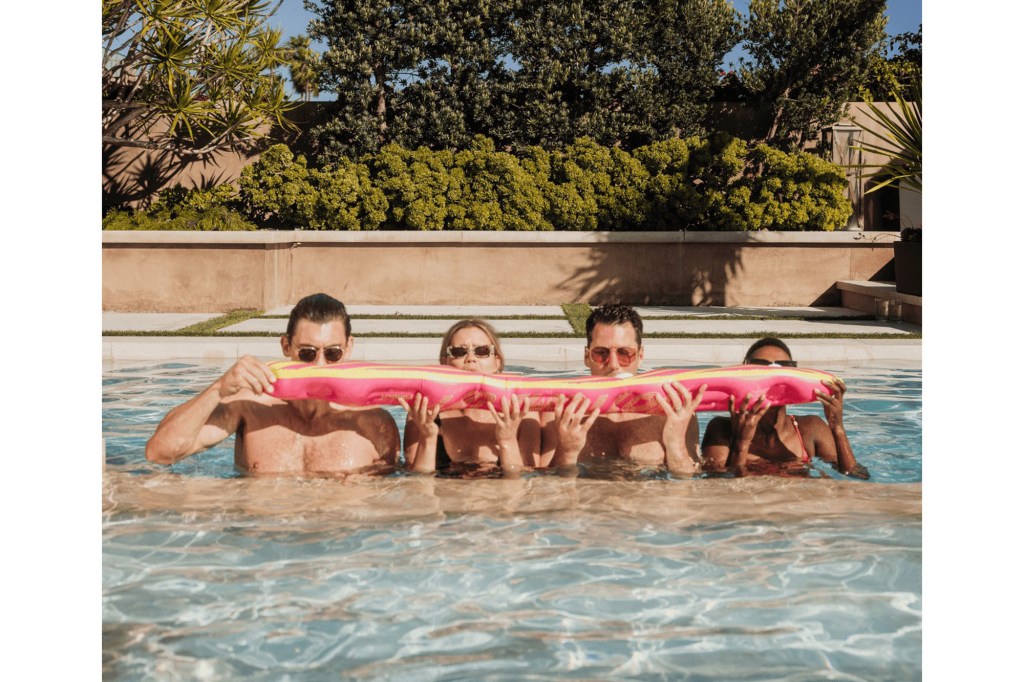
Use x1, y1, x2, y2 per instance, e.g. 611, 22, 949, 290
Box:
743, 337, 793, 363
286, 293, 352, 340
439, 319, 505, 372
585, 304, 643, 347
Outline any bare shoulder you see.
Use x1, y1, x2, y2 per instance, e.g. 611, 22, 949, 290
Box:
795, 414, 829, 436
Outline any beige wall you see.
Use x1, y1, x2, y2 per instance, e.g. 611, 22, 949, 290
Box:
103, 231, 897, 311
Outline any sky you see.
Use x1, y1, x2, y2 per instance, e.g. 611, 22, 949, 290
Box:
270, 0, 923, 101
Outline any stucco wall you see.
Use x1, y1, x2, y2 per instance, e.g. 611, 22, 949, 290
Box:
102, 231, 898, 311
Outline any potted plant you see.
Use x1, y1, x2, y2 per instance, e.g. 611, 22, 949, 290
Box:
852, 81, 922, 295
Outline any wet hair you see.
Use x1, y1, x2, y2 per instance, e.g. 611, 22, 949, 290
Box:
585, 304, 643, 347
439, 319, 505, 372
286, 293, 352, 340
743, 337, 793, 363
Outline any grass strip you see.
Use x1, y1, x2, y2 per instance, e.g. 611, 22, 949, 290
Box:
561, 303, 592, 335
171, 309, 263, 334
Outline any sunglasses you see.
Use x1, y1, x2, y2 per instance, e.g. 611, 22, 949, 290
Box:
297, 346, 345, 363
746, 358, 797, 367
446, 344, 496, 360
588, 347, 638, 365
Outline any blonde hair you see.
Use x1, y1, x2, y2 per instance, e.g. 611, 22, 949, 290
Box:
439, 319, 505, 372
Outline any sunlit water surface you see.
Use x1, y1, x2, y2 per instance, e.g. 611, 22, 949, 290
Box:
103, 361, 921, 680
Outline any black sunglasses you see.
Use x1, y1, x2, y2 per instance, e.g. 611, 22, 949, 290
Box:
446, 344, 496, 359
746, 358, 797, 367
297, 346, 345, 363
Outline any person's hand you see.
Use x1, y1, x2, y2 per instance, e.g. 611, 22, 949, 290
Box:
815, 379, 847, 433
216, 355, 276, 398
397, 393, 441, 438
729, 392, 771, 449
553, 393, 604, 453
655, 382, 706, 443
488, 395, 531, 444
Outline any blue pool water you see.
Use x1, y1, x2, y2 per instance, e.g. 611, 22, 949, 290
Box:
103, 361, 921, 679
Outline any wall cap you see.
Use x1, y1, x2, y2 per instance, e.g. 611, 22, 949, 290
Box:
103, 230, 900, 246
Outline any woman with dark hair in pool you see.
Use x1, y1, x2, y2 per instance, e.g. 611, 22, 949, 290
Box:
399, 319, 541, 475
701, 337, 869, 479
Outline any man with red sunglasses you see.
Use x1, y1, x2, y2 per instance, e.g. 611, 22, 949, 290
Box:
146, 293, 400, 475
548, 304, 703, 475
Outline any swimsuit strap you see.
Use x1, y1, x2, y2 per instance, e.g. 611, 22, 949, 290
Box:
790, 415, 810, 463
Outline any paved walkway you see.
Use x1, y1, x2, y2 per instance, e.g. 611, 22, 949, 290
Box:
103, 305, 921, 367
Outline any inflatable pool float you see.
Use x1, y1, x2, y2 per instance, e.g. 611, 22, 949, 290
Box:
268, 361, 837, 414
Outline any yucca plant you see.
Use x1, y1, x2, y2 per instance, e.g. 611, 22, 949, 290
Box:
852, 81, 922, 195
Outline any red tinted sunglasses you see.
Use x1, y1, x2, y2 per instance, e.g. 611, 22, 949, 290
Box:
297, 346, 345, 363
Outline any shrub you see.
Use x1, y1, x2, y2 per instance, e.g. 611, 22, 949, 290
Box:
449, 137, 552, 231
551, 138, 650, 231
738, 145, 852, 231
102, 206, 256, 231
238, 144, 387, 230
367, 144, 457, 231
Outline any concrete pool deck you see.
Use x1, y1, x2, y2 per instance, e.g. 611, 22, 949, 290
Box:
103, 305, 921, 367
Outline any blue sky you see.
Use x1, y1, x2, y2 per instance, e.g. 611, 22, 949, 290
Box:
270, 0, 923, 101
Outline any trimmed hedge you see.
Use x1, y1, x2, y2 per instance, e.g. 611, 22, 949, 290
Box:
104, 135, 852, 231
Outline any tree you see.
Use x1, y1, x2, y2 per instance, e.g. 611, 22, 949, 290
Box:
306, 0, 428, 159
500, 0, 641, 149
102, 0, 294, 155
633, 0, 740, 140
738, 0, 887, 150
282, 36, 323, 102
862, 25, 922, 101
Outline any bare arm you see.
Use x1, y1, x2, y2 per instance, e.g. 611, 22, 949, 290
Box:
812, 379, 869, 479
398, 393, 441, 473
145, 355, 275, 465
699, 393, 769, 477
654, 382, 705, 476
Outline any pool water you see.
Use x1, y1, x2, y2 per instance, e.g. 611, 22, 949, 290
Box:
103, 361, 922, 679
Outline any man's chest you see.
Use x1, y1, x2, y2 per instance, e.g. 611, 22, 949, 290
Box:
583, 415, 666, 463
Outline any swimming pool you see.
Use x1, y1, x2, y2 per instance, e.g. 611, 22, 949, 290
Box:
103, 361, 921, 679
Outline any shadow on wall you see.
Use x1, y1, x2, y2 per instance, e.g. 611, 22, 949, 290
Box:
102, 147, 239, 211
100, 104, 325, 212
557, 239, 745, 306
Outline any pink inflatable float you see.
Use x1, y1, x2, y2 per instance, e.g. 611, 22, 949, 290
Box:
268, 361, 837, 414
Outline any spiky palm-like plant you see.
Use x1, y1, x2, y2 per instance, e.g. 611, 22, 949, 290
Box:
853, 82, 922, 195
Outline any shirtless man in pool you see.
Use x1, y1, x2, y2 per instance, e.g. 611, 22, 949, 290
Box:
546, 304, 704, 475
146, 293, 400, 475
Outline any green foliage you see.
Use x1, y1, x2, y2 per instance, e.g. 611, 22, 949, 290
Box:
306, 0, 742, 158
636, 135, 746, 230
740, 145, 852, 231
237, 144, 387, 229
853, 81, 922, 195
861, 26, 922, 101
102, 0, 295, 155
102, 206, 257, 231
223, 137, 852, 232
367, 145, 458, 231
282, 36, 322, 102
739, 0, 887, 150
450, 137, 551, 231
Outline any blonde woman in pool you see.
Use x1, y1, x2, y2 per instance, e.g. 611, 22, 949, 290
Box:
399, 319, 541, 474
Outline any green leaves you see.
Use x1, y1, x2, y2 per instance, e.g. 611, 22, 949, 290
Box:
739, 0, 887, 149
235, 136, 851, 231
852, 82, 921, 194
103, 0, 296, 155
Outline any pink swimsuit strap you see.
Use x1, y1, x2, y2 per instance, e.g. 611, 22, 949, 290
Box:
790, 415, 810, 463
